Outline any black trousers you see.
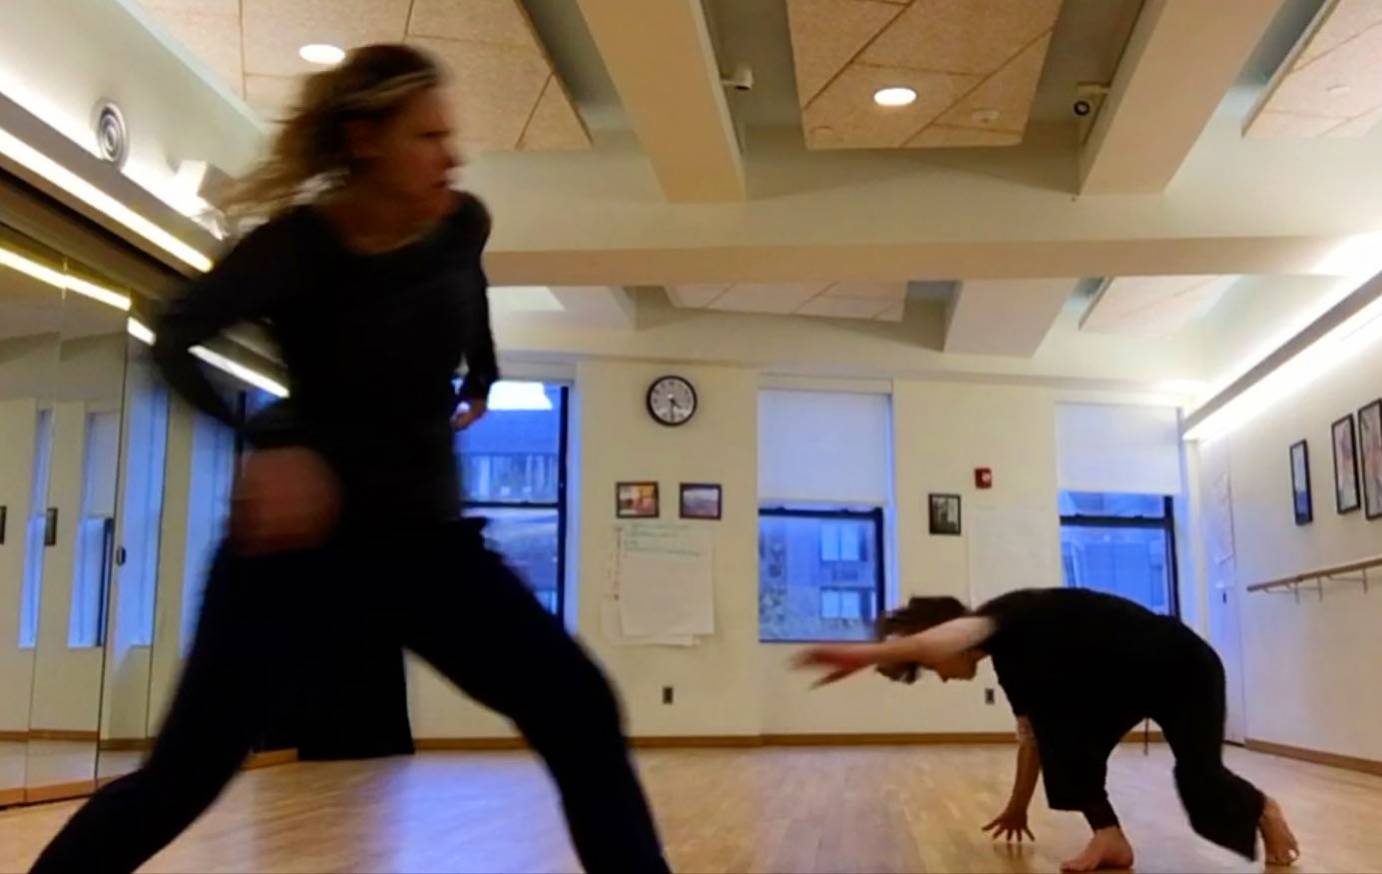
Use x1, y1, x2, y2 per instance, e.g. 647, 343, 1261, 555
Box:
30, 520, 669, 874
1038, 633, 1265, 860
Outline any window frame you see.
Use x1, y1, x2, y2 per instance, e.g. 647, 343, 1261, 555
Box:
1059, 494, 1180, 618
459, 384, 569, 617
757, 504, 887, 643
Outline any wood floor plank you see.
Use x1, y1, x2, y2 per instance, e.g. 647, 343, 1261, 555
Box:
0, 744, 1378, 873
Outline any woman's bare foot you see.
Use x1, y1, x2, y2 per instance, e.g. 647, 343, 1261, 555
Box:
1260, 797, 1301, 866
1061, 827, 1135, 872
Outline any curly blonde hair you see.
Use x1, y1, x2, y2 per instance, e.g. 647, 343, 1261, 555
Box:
224, 43, 443, 221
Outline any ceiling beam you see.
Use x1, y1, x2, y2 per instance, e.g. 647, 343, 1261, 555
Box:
574, 0, 745, 202
944, 279, 1076, 357
1078, 0, 1283, 194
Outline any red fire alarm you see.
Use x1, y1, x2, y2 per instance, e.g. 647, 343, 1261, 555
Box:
975, 468, 993, 489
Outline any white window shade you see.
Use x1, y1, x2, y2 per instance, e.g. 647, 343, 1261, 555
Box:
759, 390, 891, 505
1057, 403, 1183, 495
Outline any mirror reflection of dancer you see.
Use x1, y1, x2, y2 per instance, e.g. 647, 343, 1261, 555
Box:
31, 44, 667, 874
796, 589, 1300, 872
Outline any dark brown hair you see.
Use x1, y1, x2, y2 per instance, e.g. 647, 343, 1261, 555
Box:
873, 596, 969, 684
225, 44, 444, 220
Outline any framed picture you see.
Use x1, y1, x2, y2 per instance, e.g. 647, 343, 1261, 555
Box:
1289, 440, 1313, 526
1332, 414, 1361, 514
616, 482, 659, 519
929, 493, 962, 536
679, 483, 722, 520
1358, 400, 1382, 520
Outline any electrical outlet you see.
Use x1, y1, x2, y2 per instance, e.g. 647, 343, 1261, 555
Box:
662, 686, 674, 705
984, 688, 996, 705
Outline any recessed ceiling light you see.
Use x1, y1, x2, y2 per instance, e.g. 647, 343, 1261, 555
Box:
971, 108, 1000, 125
299, 43, 346, 66
873, 87, 917, 108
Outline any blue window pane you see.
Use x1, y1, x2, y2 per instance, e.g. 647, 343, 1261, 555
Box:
1060, 491, 1165, 518
1060, 525, 1172, 614
455, 383, 562, 504
465, 507, 560, 611
760, 512, 881, 641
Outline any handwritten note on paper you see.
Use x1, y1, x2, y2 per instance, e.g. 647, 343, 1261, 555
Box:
615, 522, 715, 638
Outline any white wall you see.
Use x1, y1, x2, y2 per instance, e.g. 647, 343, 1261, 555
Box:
411, 369, 1131, 740
1200, 331, 1382, 762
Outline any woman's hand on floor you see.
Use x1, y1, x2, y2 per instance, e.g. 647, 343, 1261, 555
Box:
982, 807, 1035, 843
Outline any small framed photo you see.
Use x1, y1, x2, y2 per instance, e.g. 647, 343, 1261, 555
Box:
929, 493, 962, 536
616, 482, 659, 519
679, 483, 722, 520
1332, 414, 1361, 514
1289, 440, 1313, 526
1358, 400, 1382, 520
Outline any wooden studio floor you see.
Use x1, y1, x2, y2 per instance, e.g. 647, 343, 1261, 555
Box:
2, 743, 1379, 873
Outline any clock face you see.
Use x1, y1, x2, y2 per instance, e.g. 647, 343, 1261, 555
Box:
647, 376, 697, 426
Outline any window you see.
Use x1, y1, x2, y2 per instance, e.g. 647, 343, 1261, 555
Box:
69, 410, 120, 647
19, 408, 54, 648
760, 507, 884, 641
455, 382, 568, 614
758, 389, 893, 641
1059, 491, 1178, 616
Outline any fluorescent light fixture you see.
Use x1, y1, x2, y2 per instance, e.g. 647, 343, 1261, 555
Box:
487, 380, 553, 412
126, 317, 287, 398
0, 244, 131, 311
873, 87, 917, 108
1185, 286, 1382, 443
299, 44, 346, 66
126, 317, 155, 345
0, 125, 213, 272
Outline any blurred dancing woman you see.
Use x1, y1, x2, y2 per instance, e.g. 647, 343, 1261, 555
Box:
33, 44, 667, 874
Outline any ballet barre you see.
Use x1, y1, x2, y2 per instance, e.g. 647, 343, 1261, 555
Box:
1245, 554, 1382, 601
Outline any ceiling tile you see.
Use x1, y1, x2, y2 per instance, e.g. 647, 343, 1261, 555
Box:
909, 125, 1021, 146
517, 76, 591, 150
1245, 109, 1345, 138
804, 64, 980, 149
667, 286, 730, 308
1296, 0, 1382, 68
923, 31, 1050, 136
1328, 104, 1382, 137
406, 0, 539, 51
821, 281, 906, 300
243, 74, 300, 122
860, 0, 1061, 76
1247, 0, 1382, 139
1081, 275, 1232, 337
797, 296, 893, 319
786, 0, 902, 106
409, 36, 552, 151
241, 0, 411, 77
135, 2, 244, 97
710, 284, 830, 314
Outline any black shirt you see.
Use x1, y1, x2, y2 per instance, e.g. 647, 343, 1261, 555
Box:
152, 195, 498, 526
976, 588, 1194, 742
